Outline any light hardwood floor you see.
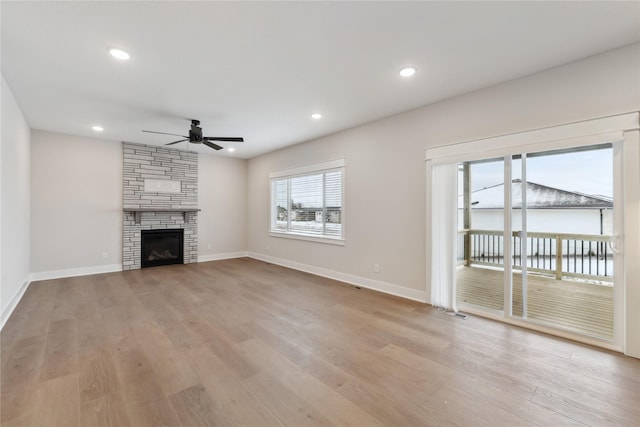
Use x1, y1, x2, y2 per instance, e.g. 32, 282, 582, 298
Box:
1, 258, 639, 426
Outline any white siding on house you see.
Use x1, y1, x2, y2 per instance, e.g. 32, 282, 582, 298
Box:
470, 208, 613, 235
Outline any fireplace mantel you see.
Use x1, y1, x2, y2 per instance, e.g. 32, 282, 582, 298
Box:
123, 208, 201, 224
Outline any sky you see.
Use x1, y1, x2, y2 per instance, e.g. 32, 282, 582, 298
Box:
467, 146, 613, 198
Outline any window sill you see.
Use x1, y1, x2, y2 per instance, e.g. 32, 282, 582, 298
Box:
269, 231, 345, 246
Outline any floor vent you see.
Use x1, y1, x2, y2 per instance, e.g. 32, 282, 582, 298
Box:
445, 310, 468, 319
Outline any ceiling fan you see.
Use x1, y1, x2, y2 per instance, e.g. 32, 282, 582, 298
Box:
142, 119, 244, 150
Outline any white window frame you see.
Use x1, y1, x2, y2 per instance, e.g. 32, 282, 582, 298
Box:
269, 159, 345, 245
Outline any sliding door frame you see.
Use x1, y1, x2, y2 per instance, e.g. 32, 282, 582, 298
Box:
426, 112, 640, 357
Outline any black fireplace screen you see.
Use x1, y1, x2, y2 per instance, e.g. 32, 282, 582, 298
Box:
141, 229, 184, 268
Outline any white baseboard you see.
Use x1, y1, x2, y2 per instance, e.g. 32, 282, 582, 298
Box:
29, 253, 250, 281
198, 251, 249, 263
1, 277, 30, 331
248, 252, 428, 303
30, 263, 123, 282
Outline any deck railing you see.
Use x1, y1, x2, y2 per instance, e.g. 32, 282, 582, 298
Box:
457, 229, 613, 282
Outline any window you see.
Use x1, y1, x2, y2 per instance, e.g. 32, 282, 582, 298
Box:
270, 159, 345, 244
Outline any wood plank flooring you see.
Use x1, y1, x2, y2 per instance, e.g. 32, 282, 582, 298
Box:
456, 266, 614, 338
2, 258, 639, 426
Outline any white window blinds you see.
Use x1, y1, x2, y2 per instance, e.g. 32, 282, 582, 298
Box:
270, 160, 344, 242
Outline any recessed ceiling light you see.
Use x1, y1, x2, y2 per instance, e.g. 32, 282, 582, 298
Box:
109, 48, 130, 60
92, 125, 104, 132
311, 113, 323, 120
227, 147, 235, 153
399, 67, 416, 78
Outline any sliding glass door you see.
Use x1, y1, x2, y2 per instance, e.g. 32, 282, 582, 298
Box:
428, 113, 639, 354
454, 143, 619, 341
456, 158, 506, 314
511, 145, 616, 339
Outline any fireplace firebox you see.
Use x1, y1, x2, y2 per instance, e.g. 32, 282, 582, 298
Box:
141, 229, 184, 268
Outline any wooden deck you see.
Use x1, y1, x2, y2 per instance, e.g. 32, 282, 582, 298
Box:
456, 266, 614, 339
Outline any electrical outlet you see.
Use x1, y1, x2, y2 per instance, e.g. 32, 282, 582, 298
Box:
207, 243, 212, 250
374, 263, 380, 273
102, 251, 108, 260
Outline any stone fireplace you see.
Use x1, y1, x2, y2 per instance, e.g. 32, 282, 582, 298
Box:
122, 142, 199, 270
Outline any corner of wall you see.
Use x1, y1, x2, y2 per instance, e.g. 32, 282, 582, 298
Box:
1, 74, 32, 330
0, 278, 30, 331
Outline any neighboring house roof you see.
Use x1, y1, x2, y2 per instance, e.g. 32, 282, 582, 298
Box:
467, 179, 612, 209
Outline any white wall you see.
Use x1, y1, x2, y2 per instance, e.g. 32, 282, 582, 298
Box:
248, 124, 429, 300
30, 131, 122, 278
198, 153, 248, 261
1, 75, 31, 327
30, 130, 249, 278
247, 43, 640, 300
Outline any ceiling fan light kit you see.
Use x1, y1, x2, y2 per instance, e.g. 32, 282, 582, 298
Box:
142, 119, 244, 151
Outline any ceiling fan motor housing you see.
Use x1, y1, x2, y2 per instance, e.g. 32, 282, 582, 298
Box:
189, 120, 203, 142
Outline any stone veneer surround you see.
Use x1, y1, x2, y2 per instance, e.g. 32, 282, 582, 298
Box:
122, 142, 198, 270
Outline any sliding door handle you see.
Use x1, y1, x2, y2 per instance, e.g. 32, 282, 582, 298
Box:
608, 235, 622, 255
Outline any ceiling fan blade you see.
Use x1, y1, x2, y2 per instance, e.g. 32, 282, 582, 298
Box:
202, 140, 224, 150
166, 139, 188, 145
142, 130, 188, 138
203, 136, 244, 142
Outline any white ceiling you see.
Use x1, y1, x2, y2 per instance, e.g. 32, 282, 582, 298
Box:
2, 1, 639, 158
